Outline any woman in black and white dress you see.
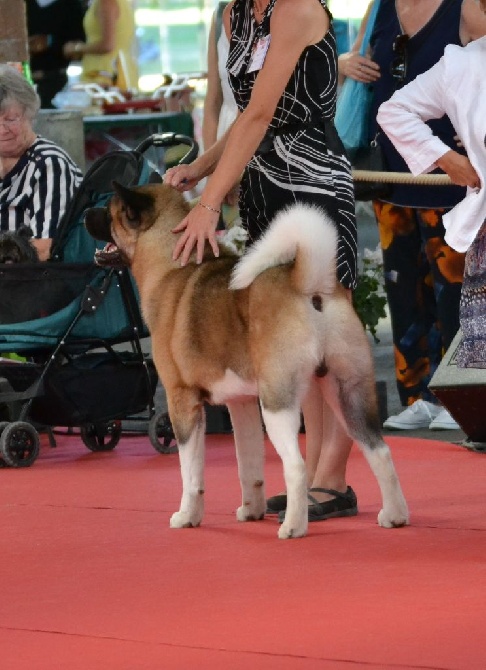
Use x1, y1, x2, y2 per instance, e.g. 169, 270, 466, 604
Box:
227, 0, 357, 289
164, 0, 359, 522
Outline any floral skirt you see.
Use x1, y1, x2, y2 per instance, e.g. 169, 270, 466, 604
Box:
456, 218, 486, 368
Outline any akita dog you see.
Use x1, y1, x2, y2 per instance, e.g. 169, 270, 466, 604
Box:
85, 182, 409, 539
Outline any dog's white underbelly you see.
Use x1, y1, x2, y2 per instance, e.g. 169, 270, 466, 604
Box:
209, 369, 258, 404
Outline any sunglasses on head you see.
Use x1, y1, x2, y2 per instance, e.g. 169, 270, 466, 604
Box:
390, 33, 409, 85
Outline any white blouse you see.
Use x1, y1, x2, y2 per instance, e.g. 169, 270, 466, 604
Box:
377, 36, 486, 252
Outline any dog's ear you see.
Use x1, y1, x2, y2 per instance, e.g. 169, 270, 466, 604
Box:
112, 182, 154, 225
17, 225, 34, 240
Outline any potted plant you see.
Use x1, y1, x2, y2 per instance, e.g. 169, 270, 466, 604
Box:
353, 245, 387, 342
352, 245, 388, 422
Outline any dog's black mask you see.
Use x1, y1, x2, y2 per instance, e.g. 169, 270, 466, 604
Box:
84, 206, 114, 244
85, 182, 155, 268
84, 205, 126, 268
0, 226, 39, 264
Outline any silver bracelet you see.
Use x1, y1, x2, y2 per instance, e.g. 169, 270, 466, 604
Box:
198, 201, 221, 214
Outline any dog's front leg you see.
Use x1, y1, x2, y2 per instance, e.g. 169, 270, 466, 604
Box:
169, 402, 206, 529
227, 398, 266, 522
261, 406, 307, 539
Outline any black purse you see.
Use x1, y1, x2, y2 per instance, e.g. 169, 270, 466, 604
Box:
352, 134, 392, 201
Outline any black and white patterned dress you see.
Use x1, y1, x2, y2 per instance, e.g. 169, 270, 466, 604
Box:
227, 0, 357, 288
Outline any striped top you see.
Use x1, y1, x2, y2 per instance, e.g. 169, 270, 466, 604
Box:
0, 137, 83, 239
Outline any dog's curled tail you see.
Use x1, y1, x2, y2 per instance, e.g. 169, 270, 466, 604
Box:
229, 203, 337, 295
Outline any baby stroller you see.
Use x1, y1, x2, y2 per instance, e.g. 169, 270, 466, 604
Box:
0, 133, 198, 467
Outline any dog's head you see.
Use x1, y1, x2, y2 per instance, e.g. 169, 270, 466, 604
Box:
0, 226, 39, 264
85, 181, 189, 268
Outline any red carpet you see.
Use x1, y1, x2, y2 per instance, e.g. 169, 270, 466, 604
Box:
1, 432, 485, 670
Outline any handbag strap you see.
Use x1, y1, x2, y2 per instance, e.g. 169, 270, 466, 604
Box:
359, 0, 381, 56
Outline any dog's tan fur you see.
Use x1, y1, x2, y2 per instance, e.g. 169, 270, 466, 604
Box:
85, 183, 409, 539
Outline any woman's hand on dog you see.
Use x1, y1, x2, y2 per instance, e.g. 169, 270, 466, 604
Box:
165, 164, 222, 266
164, 163, 200, 192
172, 206, 220, 266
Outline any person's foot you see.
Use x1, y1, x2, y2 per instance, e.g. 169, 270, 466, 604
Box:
266, 493, 287, 514
383, 400, 441, 430
277, 486, 358, 523
429, 408, 460, 430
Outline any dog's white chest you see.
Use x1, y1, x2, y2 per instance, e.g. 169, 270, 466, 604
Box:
209, 369, 258, 404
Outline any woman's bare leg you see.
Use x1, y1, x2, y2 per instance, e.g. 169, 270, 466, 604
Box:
302, 377, 353, 503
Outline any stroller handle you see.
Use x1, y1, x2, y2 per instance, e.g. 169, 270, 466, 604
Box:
135, 133, 199, 165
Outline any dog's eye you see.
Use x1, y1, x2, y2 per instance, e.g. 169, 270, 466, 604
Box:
124, 206, 139, 224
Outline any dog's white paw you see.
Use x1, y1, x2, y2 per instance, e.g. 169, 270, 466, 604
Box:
236, 487, 266, 522
377, 504, 410, 528
170, 510, 202, 529
236, 501, 265, 522
278, 515, 308, 539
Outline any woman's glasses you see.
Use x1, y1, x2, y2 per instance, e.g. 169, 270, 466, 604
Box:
0, 115, 23, 130
390, 34, 409, 85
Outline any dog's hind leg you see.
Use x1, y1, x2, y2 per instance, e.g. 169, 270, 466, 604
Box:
362, 441, 409, 529
320, 373, 409, 529
227, 398, 266, 522
261, 404, 308, 539
168, 391, 206, 529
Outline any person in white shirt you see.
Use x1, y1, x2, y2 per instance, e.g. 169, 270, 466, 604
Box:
377, 36, 486, 368
340, 0, 486, 433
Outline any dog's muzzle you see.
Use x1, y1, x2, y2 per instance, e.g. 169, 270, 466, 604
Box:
94, 243, 126, 268
85, 206, 114, 244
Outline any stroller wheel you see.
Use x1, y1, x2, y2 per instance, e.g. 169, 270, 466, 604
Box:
81, 420, 121, 451
148, 411, 178, 454
0, 421, 10, 467
0, 421, 40, 467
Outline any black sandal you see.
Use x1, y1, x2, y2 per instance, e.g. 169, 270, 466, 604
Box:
277, 486, 358, 523
266, 493, 287, 514
307, 487, 358, 522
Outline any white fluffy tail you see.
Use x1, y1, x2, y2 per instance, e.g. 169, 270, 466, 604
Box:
229, 204, 337, 295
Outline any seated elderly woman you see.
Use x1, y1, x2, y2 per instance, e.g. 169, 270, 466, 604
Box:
0, 64, 83, 261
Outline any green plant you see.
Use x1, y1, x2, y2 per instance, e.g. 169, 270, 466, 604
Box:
353, 248, 387, 342
218, 218, 248, 255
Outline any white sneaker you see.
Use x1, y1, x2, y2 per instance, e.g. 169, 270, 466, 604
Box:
429, 408, 460, 430
383, 400, 441, 430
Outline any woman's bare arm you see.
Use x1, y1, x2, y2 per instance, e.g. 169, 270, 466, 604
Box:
64, 0, 120, 58
165, 0, 329, 265
202, 13, 223, 151
338, 1, 380, 83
